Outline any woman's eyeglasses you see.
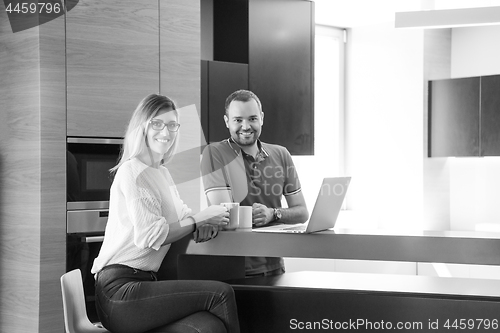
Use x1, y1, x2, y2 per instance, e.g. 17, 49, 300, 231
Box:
150, 119, 181, 132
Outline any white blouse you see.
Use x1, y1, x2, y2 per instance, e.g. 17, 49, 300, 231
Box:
91, 158, 191, 274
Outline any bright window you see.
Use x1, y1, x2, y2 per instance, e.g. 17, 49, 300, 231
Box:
291, 25, 346, 211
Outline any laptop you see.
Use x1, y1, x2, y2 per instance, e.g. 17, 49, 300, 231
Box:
253, 177, 351, 234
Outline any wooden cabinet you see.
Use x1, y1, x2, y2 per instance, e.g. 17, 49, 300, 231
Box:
204, 0, 314, 155
66, 0, 159, 137
160, 0, 200, 111
429, 74, 500, 157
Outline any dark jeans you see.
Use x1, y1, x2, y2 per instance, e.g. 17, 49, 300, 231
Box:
95, 264, 240, 333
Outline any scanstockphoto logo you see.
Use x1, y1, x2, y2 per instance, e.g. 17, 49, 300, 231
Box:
319, 179, 350, 197
3, 0, 79, 33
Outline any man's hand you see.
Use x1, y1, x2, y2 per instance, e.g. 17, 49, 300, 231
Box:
193, 224, 219, 243
252, 203, 274, 227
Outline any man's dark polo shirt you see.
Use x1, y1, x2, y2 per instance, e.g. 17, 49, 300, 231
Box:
201, 138, 302, 275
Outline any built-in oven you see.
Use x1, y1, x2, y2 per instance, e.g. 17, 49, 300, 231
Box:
66, 137, 122, 322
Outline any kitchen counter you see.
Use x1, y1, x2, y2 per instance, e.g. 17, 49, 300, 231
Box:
185, 228, 500, 265
166, 227, 500, 281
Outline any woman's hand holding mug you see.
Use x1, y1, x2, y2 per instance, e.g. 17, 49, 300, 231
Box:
192, 205, 229, 229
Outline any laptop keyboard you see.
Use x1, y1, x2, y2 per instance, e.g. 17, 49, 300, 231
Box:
283, 225, 307, 231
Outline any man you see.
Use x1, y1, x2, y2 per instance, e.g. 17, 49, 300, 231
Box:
201, 89, 309, 277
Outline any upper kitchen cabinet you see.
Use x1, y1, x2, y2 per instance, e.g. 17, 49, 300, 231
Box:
212, 0, 249, 64
249, 0, 314, 155
66, 0, 159, 137
428, 77, 480, 157
429, 74, 500, 157
160, 0, 200, 111
480, 75, 500, 156
202, 60, 249, 144
204, 0, 314, 155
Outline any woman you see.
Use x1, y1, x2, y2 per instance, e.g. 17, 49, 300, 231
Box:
91, 93, 240, 333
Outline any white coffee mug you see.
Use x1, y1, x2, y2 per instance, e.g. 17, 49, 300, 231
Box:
220, 203, 239, 230
238, 206, 253, 232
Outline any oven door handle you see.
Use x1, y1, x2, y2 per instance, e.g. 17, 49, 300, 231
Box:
83, 236, 105, 243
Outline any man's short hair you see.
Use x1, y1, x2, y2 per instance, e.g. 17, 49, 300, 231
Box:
225, 90, 262, 115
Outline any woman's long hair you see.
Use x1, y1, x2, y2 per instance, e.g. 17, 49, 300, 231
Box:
111, 93, 180, 173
